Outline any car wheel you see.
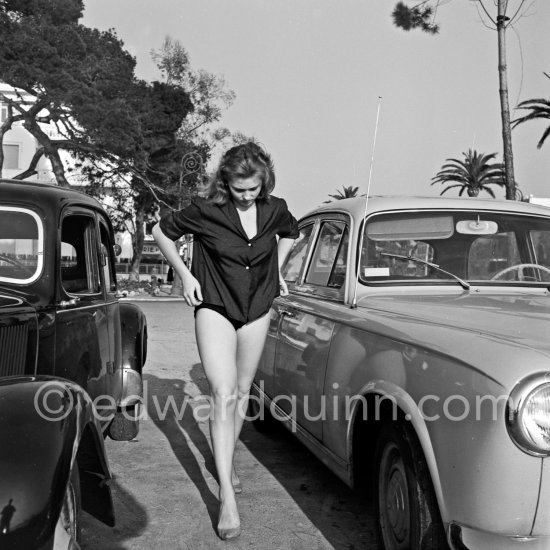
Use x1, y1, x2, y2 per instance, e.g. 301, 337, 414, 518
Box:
57, 465, 81, 544
375, 422, 448, 550
108, 405, 139, 441
247, 391, 277, 433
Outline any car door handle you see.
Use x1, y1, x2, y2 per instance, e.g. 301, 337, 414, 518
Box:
280, 309, 296, 318
59, 297, 81, 308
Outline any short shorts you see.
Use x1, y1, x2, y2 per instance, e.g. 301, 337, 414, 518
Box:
194, 303, 270, 331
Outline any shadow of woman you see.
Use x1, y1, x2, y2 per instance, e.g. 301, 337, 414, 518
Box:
143, 371, 219, 529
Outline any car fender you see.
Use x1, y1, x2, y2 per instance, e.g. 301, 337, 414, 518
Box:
350, 378, 448, 524
0, 376, 114, 549
118, 302, 147, 408
119, 301, 147, 373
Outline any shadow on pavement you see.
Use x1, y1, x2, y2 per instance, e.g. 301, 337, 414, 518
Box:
143, 372, 219, 530
187, 365, 375, 549
80, 477, 148, 549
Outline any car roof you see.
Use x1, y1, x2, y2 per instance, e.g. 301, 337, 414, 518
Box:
303, 195, 550, 220
0, 178, 102, 212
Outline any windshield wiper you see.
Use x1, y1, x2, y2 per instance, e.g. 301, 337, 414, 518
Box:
379, 252, 471, 290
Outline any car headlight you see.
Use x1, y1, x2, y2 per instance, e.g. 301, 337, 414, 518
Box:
506, 373, 550, 457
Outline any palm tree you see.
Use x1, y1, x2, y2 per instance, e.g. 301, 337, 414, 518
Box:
513, 74, 550, 149
392, 0, 525, 200
325, 185, 359, 203
431, 149, 506, 198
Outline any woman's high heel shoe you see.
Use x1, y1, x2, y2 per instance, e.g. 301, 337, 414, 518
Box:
218, 524, 242, 540
217, 501, 241, 540
232, 467, 242, 494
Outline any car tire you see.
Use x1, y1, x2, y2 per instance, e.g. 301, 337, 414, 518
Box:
58, 464, 82, 544
374, 421, 448, 550
247, 391, 277, 433
107, 405, 139, 441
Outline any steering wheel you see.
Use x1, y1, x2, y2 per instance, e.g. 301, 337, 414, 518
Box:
490, 263, 550, 281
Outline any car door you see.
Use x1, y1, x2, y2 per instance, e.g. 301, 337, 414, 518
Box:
55, 208, 116, 422
98, 214, 122, 397
257, 222, 316, 397
273, 215, 350, 440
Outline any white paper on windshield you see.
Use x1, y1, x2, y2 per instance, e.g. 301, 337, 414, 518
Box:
364, 267, 390, 277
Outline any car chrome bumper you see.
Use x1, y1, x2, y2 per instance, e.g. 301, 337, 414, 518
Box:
450, 523, 550, 549
119, 368, 143, 407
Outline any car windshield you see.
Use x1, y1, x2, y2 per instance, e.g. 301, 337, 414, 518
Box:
361, 210, 550, 286
0, 207, 43, 284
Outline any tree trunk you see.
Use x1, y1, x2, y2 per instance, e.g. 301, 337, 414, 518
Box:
129, 203, 145, 282
497, 1, 516, 200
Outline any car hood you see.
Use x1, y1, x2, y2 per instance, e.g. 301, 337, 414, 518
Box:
357, 291, 550, 386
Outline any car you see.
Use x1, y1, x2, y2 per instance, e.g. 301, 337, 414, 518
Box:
0, 179, 147, 548
251, 195, 550, 550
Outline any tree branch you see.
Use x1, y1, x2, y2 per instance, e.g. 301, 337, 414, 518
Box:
12, 147, 46, 180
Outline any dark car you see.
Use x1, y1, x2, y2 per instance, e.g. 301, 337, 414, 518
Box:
0, 179, 147, 548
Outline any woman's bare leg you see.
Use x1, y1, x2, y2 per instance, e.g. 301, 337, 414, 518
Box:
195, 308, 240, 537
232, 312, 271, 487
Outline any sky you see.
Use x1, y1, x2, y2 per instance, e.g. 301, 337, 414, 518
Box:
82, 0, 550, 218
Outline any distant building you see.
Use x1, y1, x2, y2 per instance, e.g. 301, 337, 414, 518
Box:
0, 82, 65, 182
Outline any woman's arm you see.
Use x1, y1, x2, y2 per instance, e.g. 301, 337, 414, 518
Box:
151, 222, 203, 305
277, 237, 296, 297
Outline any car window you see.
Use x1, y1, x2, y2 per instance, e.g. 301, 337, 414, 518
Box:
99, 220, 117, 292
327, 226, 349, 288
282, 223, 314, 283
468, 232, 521, 279
531, 230, 550, 268
61, 214, 101, 294
0, 207, 43, 284
365, 239, 434, 279
305, 221, 347, 287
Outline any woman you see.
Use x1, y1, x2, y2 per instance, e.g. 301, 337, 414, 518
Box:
152, 142, 298, 540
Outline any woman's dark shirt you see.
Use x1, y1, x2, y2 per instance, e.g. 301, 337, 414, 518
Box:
159, 195, 299, 323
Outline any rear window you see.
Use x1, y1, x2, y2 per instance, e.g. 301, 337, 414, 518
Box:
0, 207, 44, 284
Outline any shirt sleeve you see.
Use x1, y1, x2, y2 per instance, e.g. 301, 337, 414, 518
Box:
159, 199, 203, 241
276, 198, 299, 239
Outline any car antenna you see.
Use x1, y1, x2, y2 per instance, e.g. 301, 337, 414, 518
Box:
351, 96, 382, 309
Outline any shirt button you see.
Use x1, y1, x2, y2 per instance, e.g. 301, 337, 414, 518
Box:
248, 243, 252, 247
245, 266, 250, 270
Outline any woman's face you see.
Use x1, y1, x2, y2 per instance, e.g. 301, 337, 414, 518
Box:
227, 175, 262, 208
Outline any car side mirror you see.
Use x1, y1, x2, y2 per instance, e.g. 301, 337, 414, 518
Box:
113, 244, 122, 257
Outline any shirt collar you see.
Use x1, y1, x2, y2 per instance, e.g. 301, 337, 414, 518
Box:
223, 199, 266, 241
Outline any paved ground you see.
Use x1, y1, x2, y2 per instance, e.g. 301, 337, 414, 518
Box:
81, 301, 377, 549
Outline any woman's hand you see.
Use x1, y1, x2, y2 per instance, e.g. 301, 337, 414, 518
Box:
181, 272, 203, 306
279, 273, 289, 297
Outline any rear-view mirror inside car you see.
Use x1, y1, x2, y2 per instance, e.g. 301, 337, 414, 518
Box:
456, 219, 498, 235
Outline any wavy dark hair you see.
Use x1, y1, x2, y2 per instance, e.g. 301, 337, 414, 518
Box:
200, 142, 276, 204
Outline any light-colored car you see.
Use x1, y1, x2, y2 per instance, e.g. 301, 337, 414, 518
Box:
251, 196, 550, 550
